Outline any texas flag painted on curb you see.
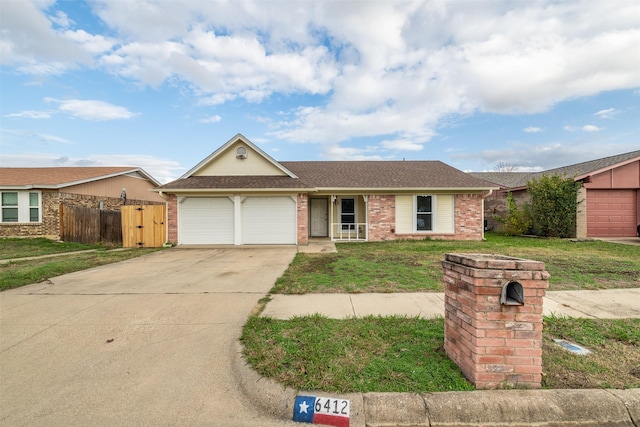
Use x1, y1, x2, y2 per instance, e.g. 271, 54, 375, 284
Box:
293, 395, 350, 427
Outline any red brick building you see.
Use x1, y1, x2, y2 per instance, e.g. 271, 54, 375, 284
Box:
156, 134, 498, 246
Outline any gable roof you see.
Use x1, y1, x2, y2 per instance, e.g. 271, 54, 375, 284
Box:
181, 133, 298, 179
470, 150, 640, 189
0, 167, 161, 189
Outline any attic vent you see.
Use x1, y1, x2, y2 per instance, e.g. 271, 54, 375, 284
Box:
236, 146, 248, 159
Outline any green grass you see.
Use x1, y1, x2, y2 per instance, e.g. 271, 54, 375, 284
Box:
241, 315, 474, 393
0, 237, 105, 259
0, 248, 161, 291
241, 315, 640, 392
271, 233, 640, 293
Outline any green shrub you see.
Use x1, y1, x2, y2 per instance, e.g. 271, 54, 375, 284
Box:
527, 174, 581, 238
494, 192, 532, 235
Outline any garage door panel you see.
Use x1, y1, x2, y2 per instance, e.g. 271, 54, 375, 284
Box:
587, 189, 637, 237
242, 197, 296, 244
180, 198, 234, 244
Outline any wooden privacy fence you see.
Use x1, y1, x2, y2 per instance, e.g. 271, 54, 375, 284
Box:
121, 205, 166, 248
60, 205, 122, 245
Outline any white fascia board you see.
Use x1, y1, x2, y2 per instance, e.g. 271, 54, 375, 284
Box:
314, 187, 500, 193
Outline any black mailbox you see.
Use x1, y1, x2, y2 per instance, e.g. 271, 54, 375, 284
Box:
501, 281, 524, 306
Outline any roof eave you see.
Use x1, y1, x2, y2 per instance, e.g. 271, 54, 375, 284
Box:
155, 187, 315, 193
574, 155, 640, 181
314, 186, 499, 192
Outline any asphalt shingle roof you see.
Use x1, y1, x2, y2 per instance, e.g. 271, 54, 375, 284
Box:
470, 150, 640, 189
157, 161, 498, 190
0, 167, 140, 187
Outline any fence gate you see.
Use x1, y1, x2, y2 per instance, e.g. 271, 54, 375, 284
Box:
121, 205, 166, 248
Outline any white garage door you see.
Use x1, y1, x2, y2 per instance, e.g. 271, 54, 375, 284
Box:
179, 197, 234, 244
242, 197, 296, 244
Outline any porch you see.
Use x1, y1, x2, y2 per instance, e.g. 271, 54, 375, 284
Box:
308, 195, 368, 242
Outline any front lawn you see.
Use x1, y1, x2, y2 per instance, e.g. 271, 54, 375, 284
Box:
0, 237, 105, 259
271, 233, 640, 293
241, 315, 640, 392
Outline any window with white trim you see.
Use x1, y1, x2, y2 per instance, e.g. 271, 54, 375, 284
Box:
415, 195, 433, 231
340, 198, 356, 230
1, 191, 41, 223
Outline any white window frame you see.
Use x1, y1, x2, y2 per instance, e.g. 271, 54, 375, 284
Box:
0, 190, 42, 223
414, 195, 435, 232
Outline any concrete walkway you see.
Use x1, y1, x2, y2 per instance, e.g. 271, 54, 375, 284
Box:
261, 288, 640, 319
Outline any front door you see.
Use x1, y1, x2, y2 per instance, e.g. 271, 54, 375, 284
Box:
310, 198, 328, 237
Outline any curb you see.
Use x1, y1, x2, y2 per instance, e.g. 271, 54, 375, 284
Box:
234, 341, 640, 426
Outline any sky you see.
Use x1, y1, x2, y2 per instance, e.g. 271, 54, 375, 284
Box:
1, 0, 639, 183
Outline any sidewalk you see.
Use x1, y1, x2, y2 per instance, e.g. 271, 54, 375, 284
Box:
261, 288, 640, 319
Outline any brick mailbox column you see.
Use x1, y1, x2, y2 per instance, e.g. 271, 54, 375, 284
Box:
441, 253, 549, 389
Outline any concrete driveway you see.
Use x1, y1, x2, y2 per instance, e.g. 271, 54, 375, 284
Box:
0, 247, 298, 426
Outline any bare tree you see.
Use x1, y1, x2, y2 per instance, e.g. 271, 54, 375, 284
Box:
494, 162, 520, 172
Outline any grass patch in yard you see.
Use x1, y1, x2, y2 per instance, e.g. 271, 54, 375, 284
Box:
240, 315, 640, 393
271, 233, 640, 294
542, 316, 640, 389
0, 237, 105, 259
0, 249, 161, 291
241, 315, 473, 393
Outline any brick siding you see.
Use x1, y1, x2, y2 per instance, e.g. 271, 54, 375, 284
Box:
297, 193, 308, 245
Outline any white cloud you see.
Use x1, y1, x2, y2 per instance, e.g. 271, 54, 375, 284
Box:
3, 0, 640, 152
593, 108, 620, 119
44, 98, 138, 121
200, 115, 221, 123
381, 138, 424, 151
5, 110, 53, 119
523, 127, 543, 133
582, 125, 603, 132
564, 125, 578, 132
452, 142, 640, 172
321, 144, 385, 161
0, 0, 90, 73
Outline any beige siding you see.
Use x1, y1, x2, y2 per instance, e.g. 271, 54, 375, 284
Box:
435, 194, 454, 233
395, 195, 413, 233
64, 174, 164, 203
195, 141, 286, 176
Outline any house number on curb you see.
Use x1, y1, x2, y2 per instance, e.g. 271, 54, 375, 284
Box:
293, 395, 350, 427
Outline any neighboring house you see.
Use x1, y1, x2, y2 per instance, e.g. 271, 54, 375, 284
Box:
156, 134, 498, 246
0, 167, 163, 239
471, 150, 640, 238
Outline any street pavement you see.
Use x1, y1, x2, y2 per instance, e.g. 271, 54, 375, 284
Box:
0, 248, 301, 427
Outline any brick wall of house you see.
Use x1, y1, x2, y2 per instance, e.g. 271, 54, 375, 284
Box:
297, 193, 309, 245
388, 193, 484, 241
367, 194, 396, 241
453, 193, 484, 240
167, 194, 178, 244
0, 190, 162, 240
